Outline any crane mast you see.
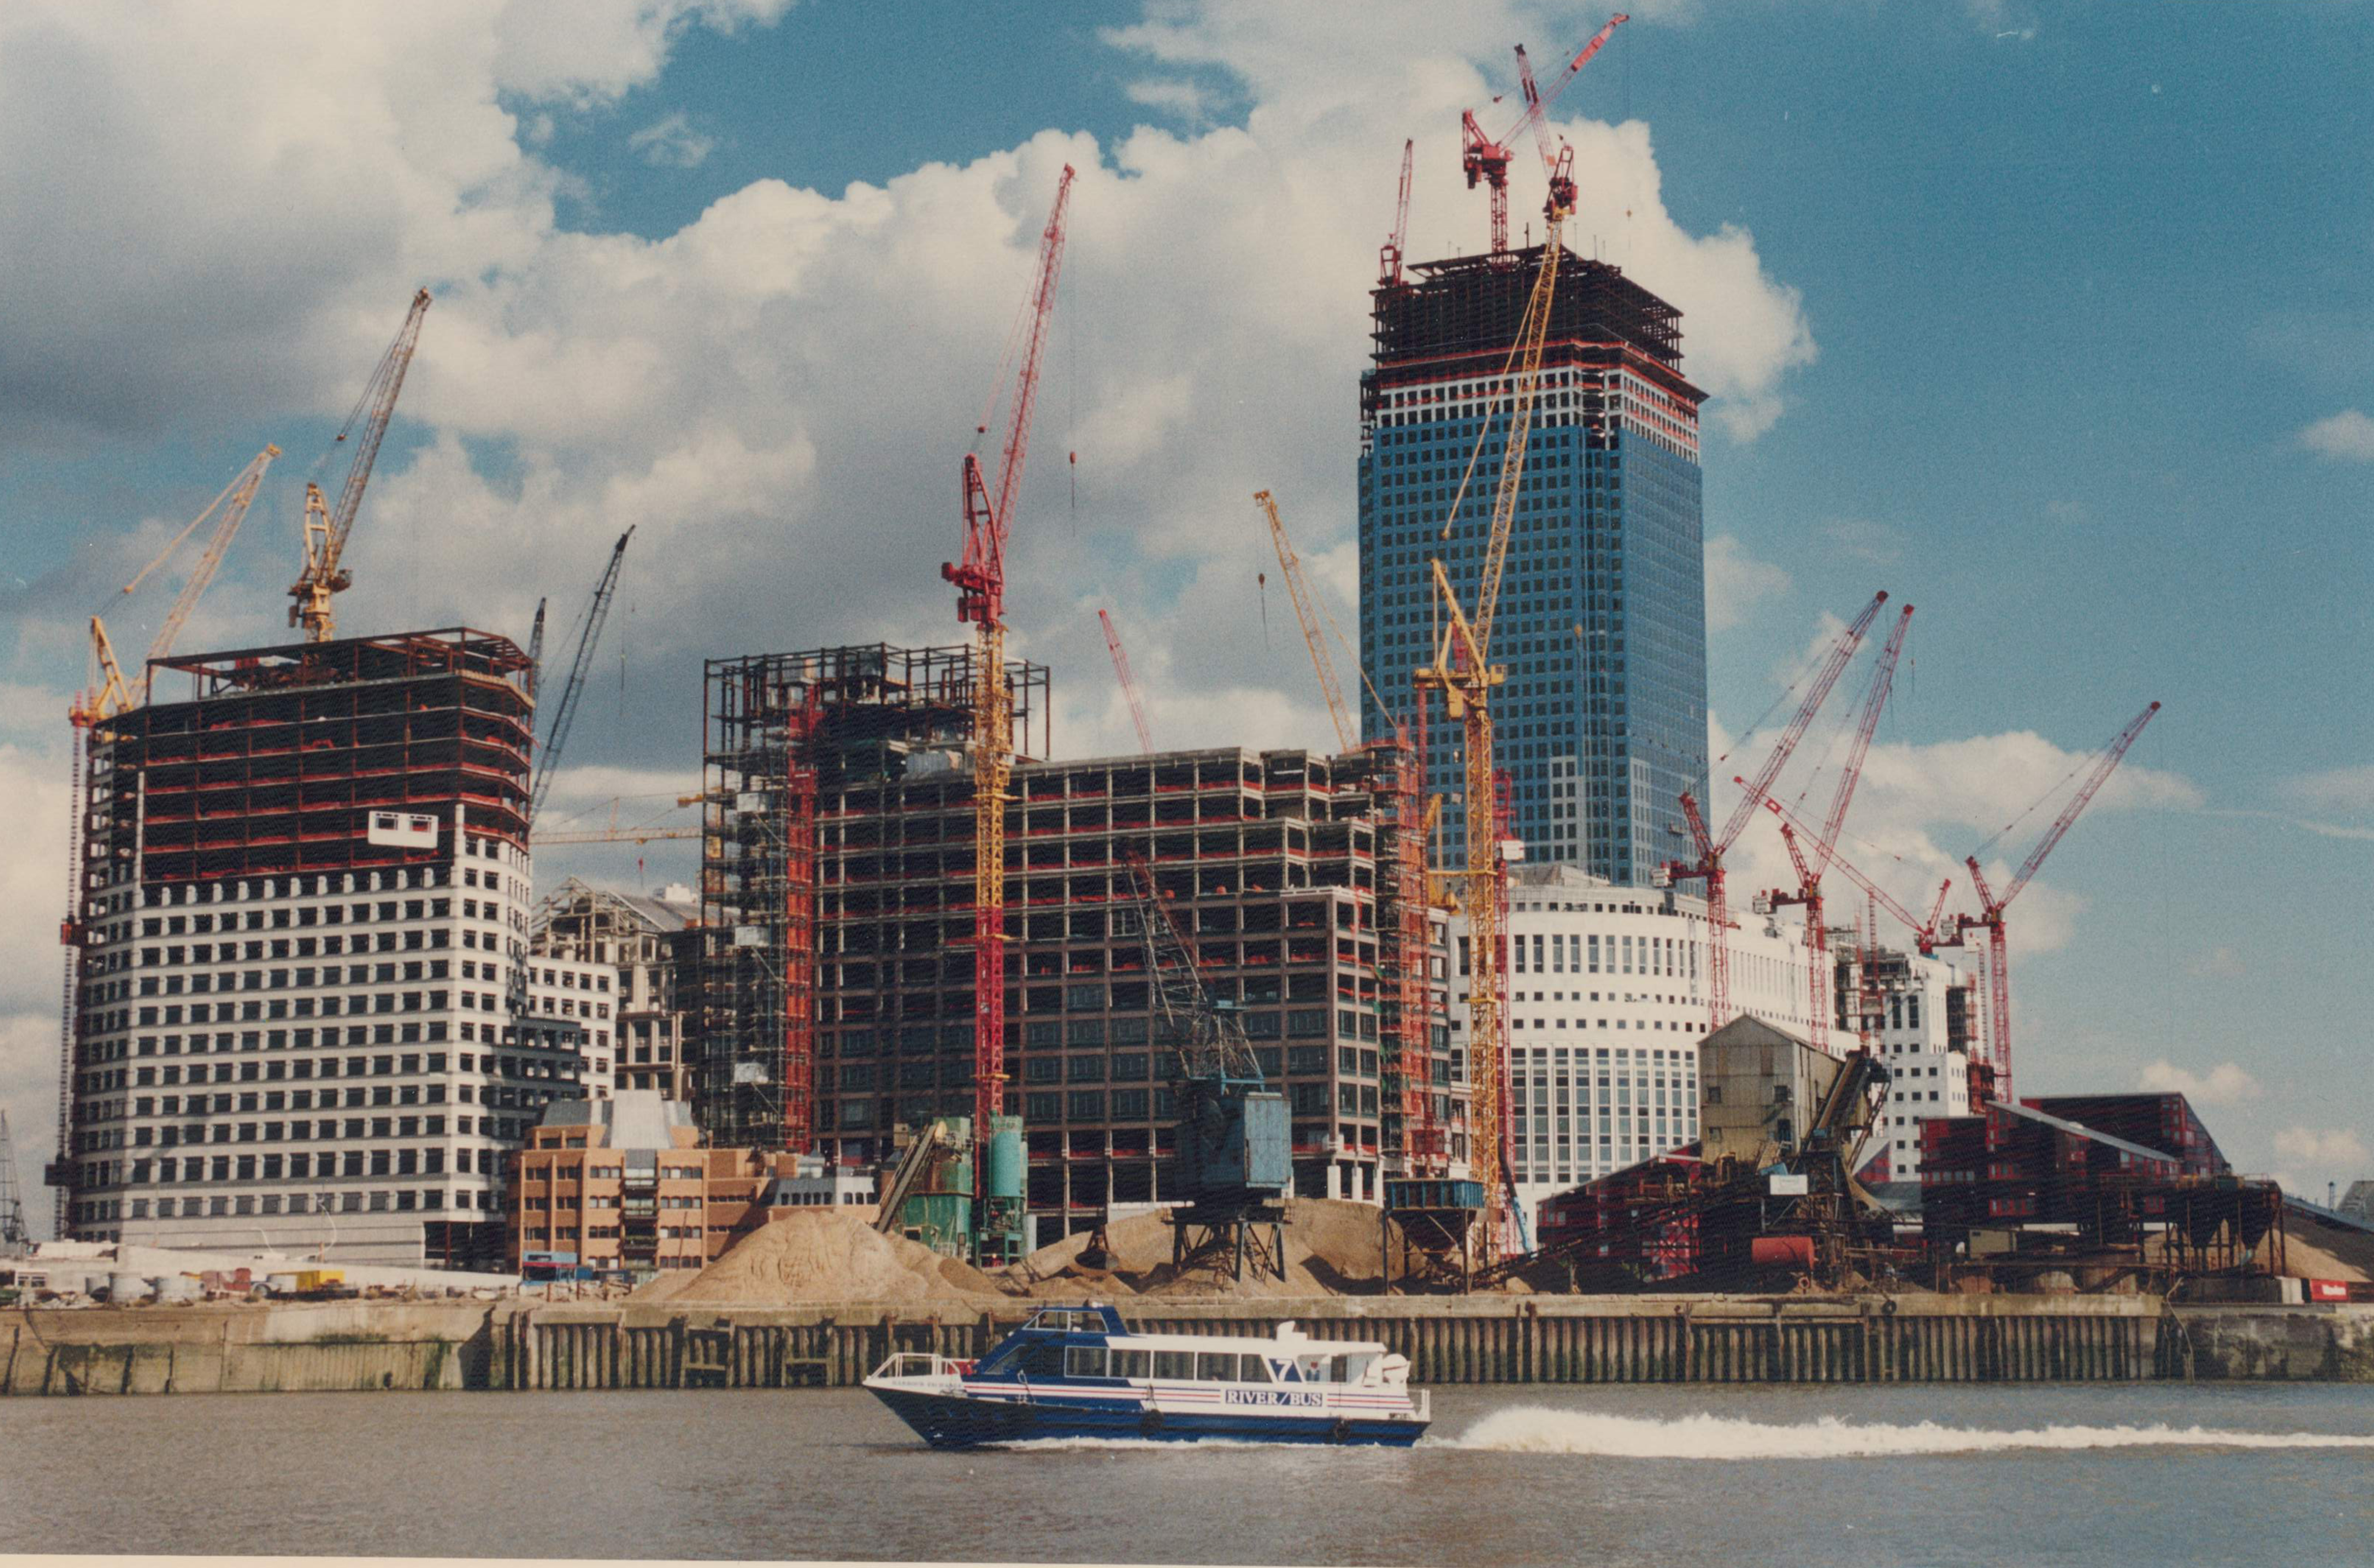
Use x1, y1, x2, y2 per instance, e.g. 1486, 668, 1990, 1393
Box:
529, 528, 635, 824
1412, 137, 1575, 1253
1097, 608, 1153, 752
944, 165, 1076, 1159
290, 288, 432, 642
1254, 489, 1357, 752
1380, 138, 1414, 286
1750, 605, 1913, 1052
1954, 700, 2160, 1101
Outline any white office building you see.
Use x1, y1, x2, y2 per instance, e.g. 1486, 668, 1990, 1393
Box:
1450, 863, 1822, 1221
1837, 939, 1986, 1179
55, 629, 606, 1267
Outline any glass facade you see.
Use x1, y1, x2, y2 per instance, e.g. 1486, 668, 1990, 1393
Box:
1358, 248, 1708, 888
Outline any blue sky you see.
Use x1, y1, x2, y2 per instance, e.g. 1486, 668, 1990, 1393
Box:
0, 0, 2368, 1210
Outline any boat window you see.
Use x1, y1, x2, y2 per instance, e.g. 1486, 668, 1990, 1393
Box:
1300, 1356, 1335, 1383
1018, 1342, 1066, 1378
1241, 1356, 1275, 1385
1153, 1350, 1196, 1381
1195, 1351, 1238, 1381
1064, 1346, 1109, 1379
1111, 1348, 1151, 1380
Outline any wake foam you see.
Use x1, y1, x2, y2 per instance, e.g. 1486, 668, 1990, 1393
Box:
1438, 1407, 2374, 1459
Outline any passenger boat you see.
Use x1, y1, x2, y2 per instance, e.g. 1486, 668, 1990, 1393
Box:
863, 1303, 1431, 1448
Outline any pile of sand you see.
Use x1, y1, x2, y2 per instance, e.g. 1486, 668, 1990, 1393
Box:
1007, 1199, 1393, 1299
2283, 1224, 2374, 1284
662, 1210, 1009, 1306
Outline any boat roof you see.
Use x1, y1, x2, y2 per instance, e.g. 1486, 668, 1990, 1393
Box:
1011, 1304, 1390, 1357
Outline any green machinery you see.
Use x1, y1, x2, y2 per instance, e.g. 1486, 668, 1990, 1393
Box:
877, 1113, 1025, 1265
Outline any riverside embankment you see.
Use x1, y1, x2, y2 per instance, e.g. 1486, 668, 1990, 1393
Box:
9, 1294, 2374, 1395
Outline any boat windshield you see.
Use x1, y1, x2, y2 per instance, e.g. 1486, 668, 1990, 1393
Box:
1297, 1352, 1376, 1383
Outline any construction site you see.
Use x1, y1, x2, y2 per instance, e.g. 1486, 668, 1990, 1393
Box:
20, 16, 2374, 1383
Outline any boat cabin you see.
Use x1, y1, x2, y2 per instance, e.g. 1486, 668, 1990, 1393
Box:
978, 1304, 1392, 1388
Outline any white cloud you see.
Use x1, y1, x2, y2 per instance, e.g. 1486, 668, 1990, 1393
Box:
1124, 78, 1216, 126
2283, 765, 2374, 813
2275, 1126, 2371, 1172
2138, 1059, 2259, 1105
491, 0, 793, 106
2297, 408, 2374, 462
1704, 534, 1790, 632
627, 110, 717, 168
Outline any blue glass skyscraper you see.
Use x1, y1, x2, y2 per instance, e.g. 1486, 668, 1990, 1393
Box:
1359, 246, 1708, 886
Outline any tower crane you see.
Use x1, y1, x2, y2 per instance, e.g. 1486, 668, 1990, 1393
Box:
289, 287, 432, 642
944, 165, 1076, 1159
1952, 700, 2161, 1101
1748, 605, 1913, 1052
1411, 126, 1584, 1255
1380, 138, 1414, 287
529, 528, 634, 825
1254, 489, 1358, 752
525, 598, 548, 699
1658, 590, 1889, 1037
1097, 608, 1154, 752
1460, 14, 1628, 256
72, 443, 284, 726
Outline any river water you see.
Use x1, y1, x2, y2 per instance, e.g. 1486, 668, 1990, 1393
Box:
6, 1383, 2371, 1565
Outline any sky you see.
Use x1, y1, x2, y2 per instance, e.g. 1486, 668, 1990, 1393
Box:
1, 0, 2368, 1228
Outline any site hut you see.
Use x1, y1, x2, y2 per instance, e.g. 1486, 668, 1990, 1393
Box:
695, 644, 1456, 1244
1457, 862, 1819, 1221
530, 880, 701, 1099
55, 629, 612, 1268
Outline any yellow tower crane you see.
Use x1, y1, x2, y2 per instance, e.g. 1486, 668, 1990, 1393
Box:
1254, 489, 1358, 753
72, 442, 281, 727
290, 288, 431, 642
1411, 144, 1574, 1256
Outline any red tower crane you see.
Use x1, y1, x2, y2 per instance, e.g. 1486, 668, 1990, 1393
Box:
1659, 589, 1889, 1036
1097, 608, 1153, 752
944, 165, 1077, 1163
1460, 14, 1628, 256
1953, 700, 2161, 1102
1750, 604, 1914, 1052
1380, 138, 1414, 287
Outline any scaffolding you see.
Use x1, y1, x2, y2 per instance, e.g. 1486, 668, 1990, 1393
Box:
93, 628, 535, 886
699, 645, 1048, 1152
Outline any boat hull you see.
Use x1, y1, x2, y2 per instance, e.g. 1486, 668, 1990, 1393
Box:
867, 1384, 1429, 1450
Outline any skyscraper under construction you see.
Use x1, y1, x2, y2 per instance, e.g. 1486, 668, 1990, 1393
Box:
1358, 245, 1709, 887
698, 644, 1454, 1238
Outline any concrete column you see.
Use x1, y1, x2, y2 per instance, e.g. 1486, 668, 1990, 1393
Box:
1325, 1163, 1341, 1200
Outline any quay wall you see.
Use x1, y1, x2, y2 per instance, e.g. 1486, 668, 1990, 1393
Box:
8, 1296, 2372, 1396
